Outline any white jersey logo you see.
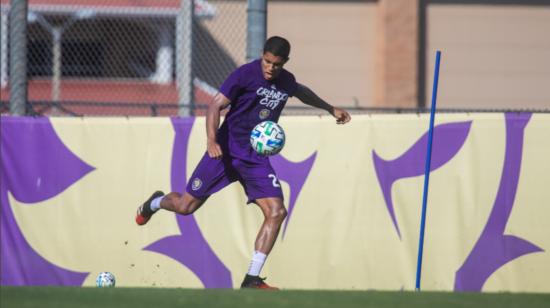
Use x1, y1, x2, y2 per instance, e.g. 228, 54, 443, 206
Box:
191, 178, 203, 191
256, 87, 288, 110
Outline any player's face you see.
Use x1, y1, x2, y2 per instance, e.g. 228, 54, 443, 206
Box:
261, 52, 287, 81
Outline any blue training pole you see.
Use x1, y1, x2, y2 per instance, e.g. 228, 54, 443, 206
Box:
415, 50, 442, 291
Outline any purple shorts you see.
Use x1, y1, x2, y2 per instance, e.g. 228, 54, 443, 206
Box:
186, 152, 284, 204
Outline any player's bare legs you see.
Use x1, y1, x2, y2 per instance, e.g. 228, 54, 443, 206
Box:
241, 197, 286, 290
254, 197, 287, 255
136, 191, 205, 225
160, 192, 206, 215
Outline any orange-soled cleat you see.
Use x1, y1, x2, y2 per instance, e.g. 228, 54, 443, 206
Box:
240, 274, 279, 290
135, 191, 164, 225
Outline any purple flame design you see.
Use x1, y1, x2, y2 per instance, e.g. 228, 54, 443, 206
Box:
373, 121, 472, 238
454, 113, 543, 291
143, 119, 317, 285
1, 117, 93, 285
143, 117, 232, 288
270, 153, 317, 238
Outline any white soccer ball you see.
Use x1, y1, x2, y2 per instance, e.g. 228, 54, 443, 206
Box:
250, 121, 286, 156
96, 271, 116, 288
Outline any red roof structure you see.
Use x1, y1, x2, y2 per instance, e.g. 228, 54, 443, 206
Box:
0, 0, 216, 16
0, 0, 218, 116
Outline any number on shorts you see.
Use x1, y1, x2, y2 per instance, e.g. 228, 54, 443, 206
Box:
268, 174, 280, 187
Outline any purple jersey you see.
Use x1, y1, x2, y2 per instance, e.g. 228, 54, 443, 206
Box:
186, 59, 295, 202
217, 59, 298, 162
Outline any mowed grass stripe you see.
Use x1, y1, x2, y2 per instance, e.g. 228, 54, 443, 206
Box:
1, 287, 549, 308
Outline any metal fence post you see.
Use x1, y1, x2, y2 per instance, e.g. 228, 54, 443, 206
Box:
1, 9, 9, 89
176, 0, 194, 117
8, 0, 28, 115
246, 0, 266, 63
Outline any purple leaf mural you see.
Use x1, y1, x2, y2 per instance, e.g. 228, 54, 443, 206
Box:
144, 118, 232, 288
373, 121, 472, 238
270, 153, 317, 238
1, 117, 93, 285
143, 119, 317, 286
454, 113, 543, 291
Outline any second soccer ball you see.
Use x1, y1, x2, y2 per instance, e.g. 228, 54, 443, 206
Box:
95, 271, 116, 288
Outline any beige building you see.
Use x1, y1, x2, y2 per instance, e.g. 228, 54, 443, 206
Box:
267, 0, 550, 110
1, 0, 549, 114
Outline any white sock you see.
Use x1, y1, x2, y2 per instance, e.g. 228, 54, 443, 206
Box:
150, 196, 163, 212
247, 251, 267, 276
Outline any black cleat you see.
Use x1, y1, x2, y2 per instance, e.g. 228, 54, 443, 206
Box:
240, 274, 279, 290
136, 191, 164, 225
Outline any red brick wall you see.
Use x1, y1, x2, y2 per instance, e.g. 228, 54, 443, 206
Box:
375, 0, 419, 107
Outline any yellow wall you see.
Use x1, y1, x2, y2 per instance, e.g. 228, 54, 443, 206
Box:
5, 114, 550, 291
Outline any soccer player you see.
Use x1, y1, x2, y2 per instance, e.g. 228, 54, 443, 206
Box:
136, 36, 351, 289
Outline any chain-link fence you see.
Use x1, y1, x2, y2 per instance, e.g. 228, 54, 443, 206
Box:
2, 1, 550, 117
1, 0, 248, 116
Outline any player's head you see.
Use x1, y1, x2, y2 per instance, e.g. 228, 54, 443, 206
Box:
261, 36, 290, 81
264, 36, 290, 60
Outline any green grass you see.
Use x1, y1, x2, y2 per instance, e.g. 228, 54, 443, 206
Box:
1, 287, 549, 308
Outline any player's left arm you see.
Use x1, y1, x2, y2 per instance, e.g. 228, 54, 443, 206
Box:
294, 83, 351, 124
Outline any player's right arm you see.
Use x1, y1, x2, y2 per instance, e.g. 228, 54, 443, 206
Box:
206, 92, 231, 159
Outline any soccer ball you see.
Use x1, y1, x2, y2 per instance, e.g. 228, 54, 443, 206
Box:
250, 121, 285, 156
96, 272, 116, 287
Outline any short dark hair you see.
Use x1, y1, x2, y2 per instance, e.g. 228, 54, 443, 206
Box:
263, 36, 291, 59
